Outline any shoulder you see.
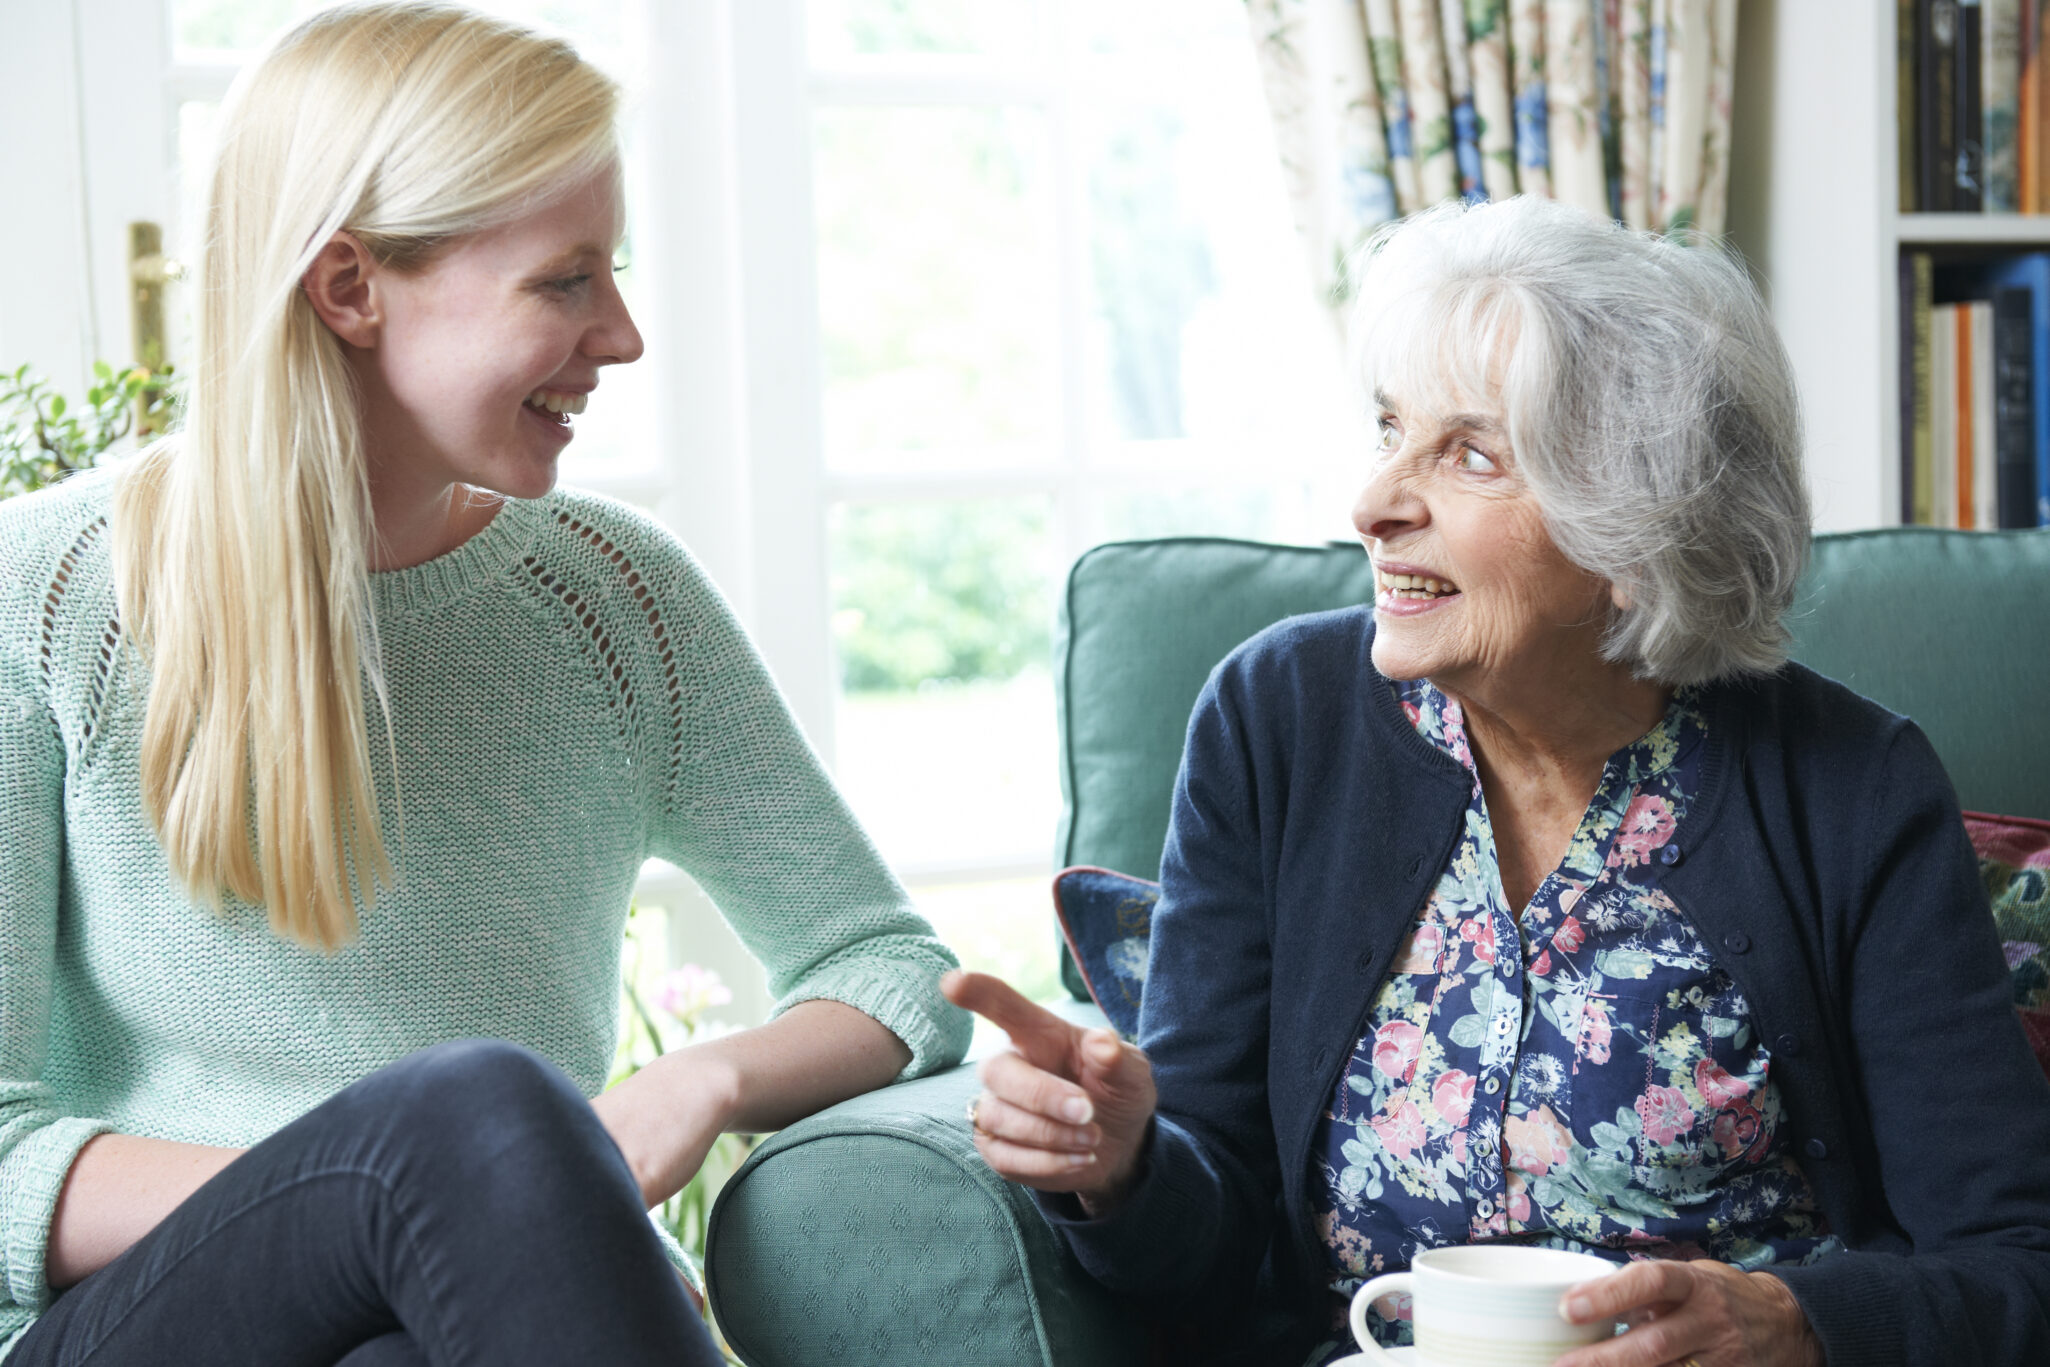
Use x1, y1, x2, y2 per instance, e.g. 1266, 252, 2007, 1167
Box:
526, 484, 722, 608
1210, 604, 1377, 699
1714, 660, 1924, 786
0, 466, 119, 598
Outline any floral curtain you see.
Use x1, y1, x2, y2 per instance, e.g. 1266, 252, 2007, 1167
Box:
1246, 0, 1740, 308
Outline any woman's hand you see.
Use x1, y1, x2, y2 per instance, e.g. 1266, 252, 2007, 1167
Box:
1552, 1261, 1823, 1367
940, 970, 1156, 1214
590, 1049, 739, 1209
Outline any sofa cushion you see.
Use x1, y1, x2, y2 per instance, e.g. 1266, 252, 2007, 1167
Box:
1050, 867, 1160, 1040
1973, 809, 2050, 1011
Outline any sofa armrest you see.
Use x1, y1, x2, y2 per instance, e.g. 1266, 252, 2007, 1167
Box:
705, 1056, 1146, 1366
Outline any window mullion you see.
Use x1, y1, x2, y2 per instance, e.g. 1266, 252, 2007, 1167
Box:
1048, 0, 1094, 569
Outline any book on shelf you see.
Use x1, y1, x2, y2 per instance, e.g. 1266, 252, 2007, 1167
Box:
1960, 0, 1987, 212
1899, 0, 2050, 211
1912, 251, 2050, 528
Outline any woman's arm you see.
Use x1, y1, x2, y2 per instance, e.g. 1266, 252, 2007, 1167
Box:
44, 1135, 242, 1289
591, 998, 909, 1208
628, 518, 969, 1081
1763, 722, 2050, 1366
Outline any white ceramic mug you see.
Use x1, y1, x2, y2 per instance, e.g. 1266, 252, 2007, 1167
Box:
1348, 1245, 1620, 1366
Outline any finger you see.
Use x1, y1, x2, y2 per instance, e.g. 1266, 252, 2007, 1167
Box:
980, 1049, 1096, 1125
1560, 1260, 1691, 1325
1076, 1027, 1151, 1101
972, 1091, 1099, 1153
942, 970, 1083, 1072
1549, 1304, 1716, 1367
971, 1128, 1096, 1187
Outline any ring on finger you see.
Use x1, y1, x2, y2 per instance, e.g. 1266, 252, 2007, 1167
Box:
1676, 1358, 1703, 1367
965, 1092, 986, 1133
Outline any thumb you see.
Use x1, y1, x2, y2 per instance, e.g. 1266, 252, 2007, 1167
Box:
1076, 1027, 1152, 1107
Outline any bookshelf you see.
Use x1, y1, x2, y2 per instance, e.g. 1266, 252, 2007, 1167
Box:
1725, 1, 2046, 531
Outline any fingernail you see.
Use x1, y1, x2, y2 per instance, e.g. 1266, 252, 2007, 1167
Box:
1087, 1035, 1120, 1065
1063, 1097, 1093, 1124
1066, 1153, 1092, 1169
1564, 1295, 1590, 1321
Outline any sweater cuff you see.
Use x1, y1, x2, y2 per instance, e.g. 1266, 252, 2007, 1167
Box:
1, 1115, 113, 1314
775, 960, 972, 1081
1032, 1117, 1215, 1295
1771, 1251, 1909, 1367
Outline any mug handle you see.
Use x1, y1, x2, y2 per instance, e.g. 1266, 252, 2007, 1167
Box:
1347, 1271, 1413, 1363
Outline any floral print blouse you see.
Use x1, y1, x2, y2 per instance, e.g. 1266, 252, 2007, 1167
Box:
1308, 679, 1836, 1357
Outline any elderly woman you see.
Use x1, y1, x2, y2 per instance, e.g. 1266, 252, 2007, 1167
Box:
943, 195, 2050, 1367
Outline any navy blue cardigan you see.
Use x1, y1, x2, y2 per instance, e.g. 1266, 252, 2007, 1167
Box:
1041, 608, 2050, 1366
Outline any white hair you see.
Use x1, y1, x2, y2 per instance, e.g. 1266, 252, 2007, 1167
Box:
1346, 195, 1810, 686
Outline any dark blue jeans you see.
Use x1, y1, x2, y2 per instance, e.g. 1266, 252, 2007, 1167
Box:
12, 1040, 723, 1367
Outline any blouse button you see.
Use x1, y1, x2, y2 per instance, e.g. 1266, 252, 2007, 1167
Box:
1492, 1015, 1514, 1035
1804, 1138, 1830, 1161
1775, 1033, 1803, 1057
1483, 1076, 1502, 1095
1722, 932, 1752, 954
1659, 843, 1683, 866
1475, 1198, 1495, 1218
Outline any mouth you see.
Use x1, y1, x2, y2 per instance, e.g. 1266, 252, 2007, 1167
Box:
522, 386, 590, 429
1375, 565, 1461, 604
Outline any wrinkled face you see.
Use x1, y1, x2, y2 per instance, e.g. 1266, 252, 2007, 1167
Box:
1353, 383, 1612, 696
362, 163, 643, 500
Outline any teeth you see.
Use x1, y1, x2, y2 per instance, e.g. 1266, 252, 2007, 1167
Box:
1378, 571, 1458, 597
523, 389, 589, 416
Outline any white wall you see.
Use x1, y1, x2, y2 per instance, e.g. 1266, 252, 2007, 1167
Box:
1726, 0, 1895, 532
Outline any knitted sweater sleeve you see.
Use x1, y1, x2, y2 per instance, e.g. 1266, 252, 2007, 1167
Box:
0, 524, 113, 1317
616, 512, 968, 1079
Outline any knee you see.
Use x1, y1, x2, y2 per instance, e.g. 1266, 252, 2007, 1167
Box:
362, 1040, 605, 1162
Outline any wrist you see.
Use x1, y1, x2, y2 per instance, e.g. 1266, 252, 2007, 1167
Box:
1749, 1272, 1821, 1367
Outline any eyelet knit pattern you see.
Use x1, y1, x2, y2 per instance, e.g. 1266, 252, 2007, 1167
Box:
0, 468, 969, 1349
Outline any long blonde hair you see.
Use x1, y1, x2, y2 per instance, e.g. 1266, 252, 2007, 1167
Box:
112, 3, 620, 949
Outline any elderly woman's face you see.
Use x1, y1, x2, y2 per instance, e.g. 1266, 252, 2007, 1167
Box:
1353, 386, 1612, 694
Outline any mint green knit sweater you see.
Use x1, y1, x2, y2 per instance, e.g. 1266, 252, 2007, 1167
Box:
0, 468, 970, 1351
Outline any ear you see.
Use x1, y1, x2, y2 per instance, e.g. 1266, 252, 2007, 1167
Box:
301, 232, 382, 348
1609, 581, 1632, 612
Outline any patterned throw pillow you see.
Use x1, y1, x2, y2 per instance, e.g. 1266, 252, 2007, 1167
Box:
1051, 866, 1159, 1041
1967, 810, 2050, 1081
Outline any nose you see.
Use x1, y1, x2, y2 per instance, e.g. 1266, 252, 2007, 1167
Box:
587, 277, 645, 367
1351, 455, 1428, 546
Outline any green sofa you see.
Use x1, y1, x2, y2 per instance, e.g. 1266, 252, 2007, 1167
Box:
704, 528, 2050, 1366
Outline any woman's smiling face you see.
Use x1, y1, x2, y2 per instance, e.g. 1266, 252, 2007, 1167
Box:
357, 162, 644, 501
1353, 383, 1614, 696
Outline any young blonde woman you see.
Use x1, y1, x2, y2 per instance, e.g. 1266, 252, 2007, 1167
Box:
0, 6, 968, 1363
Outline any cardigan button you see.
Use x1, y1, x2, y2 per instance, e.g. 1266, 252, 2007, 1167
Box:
1356, 947, 1375, 972
1775, 1033, 1803, 1057
1722, 932, 1752, 954
1658, 843, 1683, 866
1407, 856, 1424, 878
1804, 1138, 1829, 1161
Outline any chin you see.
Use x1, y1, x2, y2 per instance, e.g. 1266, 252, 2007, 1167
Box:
1369, 635, 1430, 683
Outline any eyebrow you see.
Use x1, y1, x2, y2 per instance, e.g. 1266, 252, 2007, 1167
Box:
1373, 388, 1506, 436
530, 242, 617, 276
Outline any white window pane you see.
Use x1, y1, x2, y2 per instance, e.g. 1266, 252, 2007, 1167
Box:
172, 0, 628, 69
808, 0, 1043, 60
912, 876, 1064, 1035
830, 499, 1059, 871
1077, 8, 1354, 462
813, 107, 1059, 474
